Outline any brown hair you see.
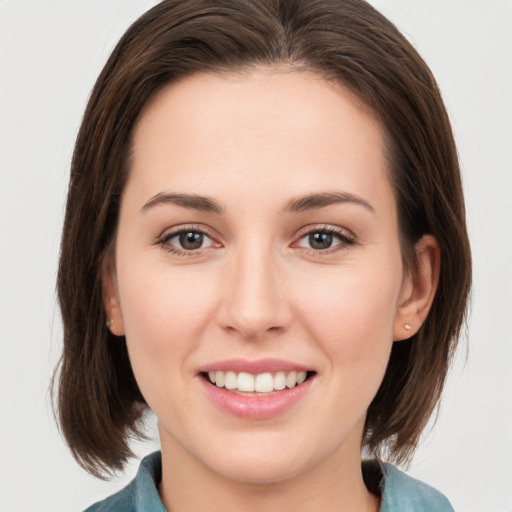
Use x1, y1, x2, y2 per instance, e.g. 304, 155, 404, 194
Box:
55, 0, 471, 477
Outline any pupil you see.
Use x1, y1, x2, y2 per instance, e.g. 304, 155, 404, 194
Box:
309, 232, 332, 249
179, 232, 203, 250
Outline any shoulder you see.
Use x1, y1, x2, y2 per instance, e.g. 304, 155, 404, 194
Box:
379, 463, 455, 512
84, 482, 135, 512
83, 452, 165, 512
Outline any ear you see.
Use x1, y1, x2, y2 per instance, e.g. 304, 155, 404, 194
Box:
102, 253, 125, 336
393, 235, 440, 341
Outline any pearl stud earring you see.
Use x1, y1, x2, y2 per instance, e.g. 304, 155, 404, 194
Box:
106, 319, 114, 328
404, 323, 412, 331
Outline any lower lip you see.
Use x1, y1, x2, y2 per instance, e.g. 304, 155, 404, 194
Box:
199, 376, 313, 420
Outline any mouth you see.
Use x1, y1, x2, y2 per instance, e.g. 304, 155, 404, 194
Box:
197, 360, 316, 419
201, 370, 316, 395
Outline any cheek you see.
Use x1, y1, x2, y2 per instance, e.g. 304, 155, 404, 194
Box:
115, 258, 220, 390
115, 269, 218, 423
118, 253, 218, 336
292, 261, 401, 370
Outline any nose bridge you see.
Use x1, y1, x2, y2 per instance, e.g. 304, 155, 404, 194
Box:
219, 237, 287, 339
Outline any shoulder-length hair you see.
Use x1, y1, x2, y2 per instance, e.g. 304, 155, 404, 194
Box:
55, 0, 471, 477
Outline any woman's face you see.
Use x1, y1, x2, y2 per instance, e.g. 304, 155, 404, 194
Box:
107, 70, 420, 483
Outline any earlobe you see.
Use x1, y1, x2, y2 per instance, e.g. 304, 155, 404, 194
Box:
102, 255, 125, 336
394, 235, 440, 341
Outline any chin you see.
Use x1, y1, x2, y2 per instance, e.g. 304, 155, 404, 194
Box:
206, 453, 310, 485
197, 430, 340, 485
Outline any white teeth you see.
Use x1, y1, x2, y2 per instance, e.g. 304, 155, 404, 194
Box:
255, 372, 274, 392
225, 371, 237, 390
237, 372, 254, 392
274, 371, 286, 390
215, 371, 225, 388
207, 370, 310, 392
286, 371, 297, 388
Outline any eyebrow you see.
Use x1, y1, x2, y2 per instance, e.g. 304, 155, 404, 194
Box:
284, 192, 374, 213
139, 190, 374, 215
140, 192, 224, 214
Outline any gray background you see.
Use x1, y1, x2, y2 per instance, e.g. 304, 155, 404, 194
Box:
1, 1, 511, 510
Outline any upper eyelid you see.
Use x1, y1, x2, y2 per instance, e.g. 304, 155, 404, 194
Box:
294, 224, 356, 240
156, 226, 219, 255
157, 224, 217, 240
291, 225, 357, 252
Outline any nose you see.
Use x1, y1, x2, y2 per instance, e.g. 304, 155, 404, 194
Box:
217, 243, 291, 341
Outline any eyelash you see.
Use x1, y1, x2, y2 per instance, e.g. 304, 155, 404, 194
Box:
155, 224, 356, 256
155, 224, 219, 257
293, 225, 356, 255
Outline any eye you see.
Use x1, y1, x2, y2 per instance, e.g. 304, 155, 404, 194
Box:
173, 231, 209, 250
303, 232, 338, 250
295, 227, 355, 252
156, 226, 218, 254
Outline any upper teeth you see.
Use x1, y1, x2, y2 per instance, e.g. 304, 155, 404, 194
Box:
207, 370, 307, 392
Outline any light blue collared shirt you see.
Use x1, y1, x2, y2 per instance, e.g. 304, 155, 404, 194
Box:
85, 451, 454, 511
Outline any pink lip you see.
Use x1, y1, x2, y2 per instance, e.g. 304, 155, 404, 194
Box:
198, 358, 311, 374
199, 378, 312, 420
197, 358, 315, 420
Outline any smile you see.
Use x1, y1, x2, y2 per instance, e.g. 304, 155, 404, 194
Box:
198, 359, 316, 419
206, 370, 308, 394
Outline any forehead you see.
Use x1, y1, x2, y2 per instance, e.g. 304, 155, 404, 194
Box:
127, 69, 392, 213
134, 69, 381, 153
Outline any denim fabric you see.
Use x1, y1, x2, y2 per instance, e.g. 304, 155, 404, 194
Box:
85, 451, 454, 511
380, 463, 454, 512
84, 452, 165, 512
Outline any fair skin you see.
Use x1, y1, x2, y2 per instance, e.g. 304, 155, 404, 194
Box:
105, 69, 439, 512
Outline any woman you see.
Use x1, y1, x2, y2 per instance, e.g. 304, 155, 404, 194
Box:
55, 0, 471, 510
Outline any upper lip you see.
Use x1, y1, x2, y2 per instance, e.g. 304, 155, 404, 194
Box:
197, 358, 312, 375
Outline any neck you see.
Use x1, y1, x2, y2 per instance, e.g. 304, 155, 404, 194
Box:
158, 431, 380, 512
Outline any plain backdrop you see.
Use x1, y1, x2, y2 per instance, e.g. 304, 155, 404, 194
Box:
1, 1, 511, 511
